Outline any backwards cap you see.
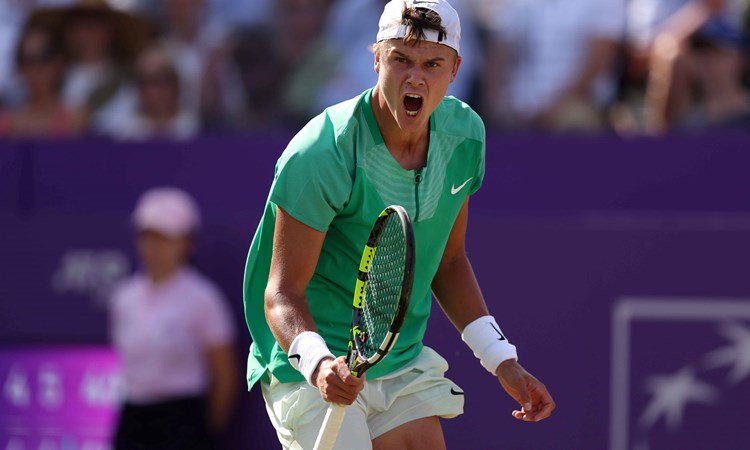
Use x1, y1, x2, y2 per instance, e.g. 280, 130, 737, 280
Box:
376, 0, 461, 54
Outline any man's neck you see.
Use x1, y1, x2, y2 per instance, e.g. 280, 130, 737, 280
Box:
371, 88, 429, 170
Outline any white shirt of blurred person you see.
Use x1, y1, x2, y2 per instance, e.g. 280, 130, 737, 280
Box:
317, 0, 481, 111
158, 0, 243, 126
482, 0, 625, 132
109, 187, 238, 448
105, 46, 200, 141
26, 0, 152, 134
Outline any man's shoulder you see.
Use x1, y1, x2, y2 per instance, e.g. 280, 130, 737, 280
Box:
287, 92, 367, 149
434, 96, 485, 142
323, 91, 368, 128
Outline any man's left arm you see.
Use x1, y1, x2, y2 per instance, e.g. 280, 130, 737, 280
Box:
431, 198, 555, 422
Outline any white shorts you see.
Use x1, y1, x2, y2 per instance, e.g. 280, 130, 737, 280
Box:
260, 346, 465, 450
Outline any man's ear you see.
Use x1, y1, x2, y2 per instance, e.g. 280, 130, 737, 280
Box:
450, 55, 462, 83
374, 50, 381, 74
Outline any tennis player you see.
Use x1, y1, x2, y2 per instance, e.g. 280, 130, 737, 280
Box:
243, 1, 555, 448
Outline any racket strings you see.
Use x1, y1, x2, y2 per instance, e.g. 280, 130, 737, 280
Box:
361, 215, 405, 358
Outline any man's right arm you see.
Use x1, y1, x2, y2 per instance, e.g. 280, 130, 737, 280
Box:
265, 206, 364, 404
265, 206, 326, 350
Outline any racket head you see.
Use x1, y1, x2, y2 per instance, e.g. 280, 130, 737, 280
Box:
348, 205, 415, 376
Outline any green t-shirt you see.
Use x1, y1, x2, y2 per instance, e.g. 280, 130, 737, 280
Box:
244, 89, 486, 388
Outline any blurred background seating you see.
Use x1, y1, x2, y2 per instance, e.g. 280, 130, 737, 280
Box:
2, 0, 746, 137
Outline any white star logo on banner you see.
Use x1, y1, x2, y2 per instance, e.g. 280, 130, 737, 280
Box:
704, 322, 750, 384
638, 366, 719, 431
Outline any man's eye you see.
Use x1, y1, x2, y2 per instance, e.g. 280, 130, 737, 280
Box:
396, 57, 408, 63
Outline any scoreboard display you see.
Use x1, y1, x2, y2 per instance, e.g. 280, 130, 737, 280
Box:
0, 346, 122, 450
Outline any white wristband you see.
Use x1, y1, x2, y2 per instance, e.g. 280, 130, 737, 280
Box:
287, 331, 335, 386
461, 315, 518, 375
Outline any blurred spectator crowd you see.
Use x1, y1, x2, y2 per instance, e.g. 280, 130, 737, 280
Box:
0, 0, 748, 141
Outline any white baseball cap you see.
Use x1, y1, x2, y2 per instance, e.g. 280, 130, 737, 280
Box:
376, 0, 461, 54
132, 187, 201, 237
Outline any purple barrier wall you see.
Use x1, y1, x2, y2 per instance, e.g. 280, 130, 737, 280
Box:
0, 143, 24, 214
1, 134, 749, 450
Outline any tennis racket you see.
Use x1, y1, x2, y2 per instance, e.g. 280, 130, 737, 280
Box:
312, 205, 416, 450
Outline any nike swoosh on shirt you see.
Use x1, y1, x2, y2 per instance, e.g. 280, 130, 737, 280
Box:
450, 388, 465, 396
451, 177, 473, 195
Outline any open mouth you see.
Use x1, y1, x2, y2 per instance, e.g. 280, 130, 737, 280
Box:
404, 94, 423, 117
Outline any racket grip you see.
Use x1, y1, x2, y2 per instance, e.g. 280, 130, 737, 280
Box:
313, 404, 346, 450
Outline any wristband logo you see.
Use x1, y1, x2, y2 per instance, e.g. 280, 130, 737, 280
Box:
489, 322, 507, 341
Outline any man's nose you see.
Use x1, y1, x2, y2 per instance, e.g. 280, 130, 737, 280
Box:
405, 65, 426, 86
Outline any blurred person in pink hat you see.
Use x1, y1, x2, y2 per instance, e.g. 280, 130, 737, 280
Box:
109, 186, 238, 449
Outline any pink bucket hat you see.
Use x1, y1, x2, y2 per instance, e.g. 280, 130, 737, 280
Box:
132, 187, 201, 237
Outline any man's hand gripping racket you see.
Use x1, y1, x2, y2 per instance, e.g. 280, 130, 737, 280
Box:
312, 205, 415, 450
